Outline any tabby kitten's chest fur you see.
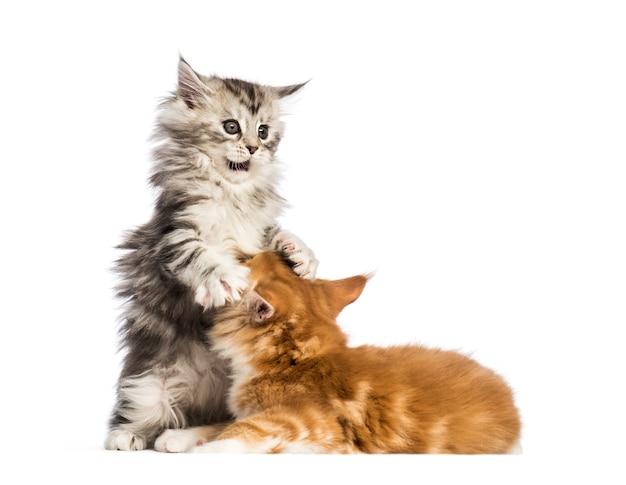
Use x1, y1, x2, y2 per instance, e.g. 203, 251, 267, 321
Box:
155, 251, 521, 454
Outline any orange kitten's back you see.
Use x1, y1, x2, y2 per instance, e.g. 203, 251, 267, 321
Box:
339, 344, 520, 453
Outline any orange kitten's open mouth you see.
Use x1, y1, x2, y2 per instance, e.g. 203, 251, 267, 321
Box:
227, 160, 250, 172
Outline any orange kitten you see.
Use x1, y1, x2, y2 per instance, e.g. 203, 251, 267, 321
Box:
155, 251, 521, 453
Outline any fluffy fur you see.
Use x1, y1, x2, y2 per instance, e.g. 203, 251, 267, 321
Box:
155, 251, 521, 454
105, 59, 318, 451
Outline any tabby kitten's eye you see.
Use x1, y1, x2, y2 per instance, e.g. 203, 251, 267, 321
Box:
258, 124, 269, 140
223, 120, 241, 135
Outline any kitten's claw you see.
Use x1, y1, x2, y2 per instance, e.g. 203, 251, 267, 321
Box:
194, 264, 250, 308
270, 230, 318, 279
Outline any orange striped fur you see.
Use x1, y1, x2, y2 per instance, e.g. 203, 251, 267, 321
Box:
155, 251, 521, 453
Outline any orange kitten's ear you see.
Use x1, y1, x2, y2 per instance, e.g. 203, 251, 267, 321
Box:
326, 275, 368, 315
246, 291, 274, 326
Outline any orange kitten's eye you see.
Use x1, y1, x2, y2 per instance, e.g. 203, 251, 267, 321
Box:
258, 124, 269, 140
223, 120, 241, 135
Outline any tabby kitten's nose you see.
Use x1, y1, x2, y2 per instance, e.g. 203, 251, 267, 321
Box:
247, 146, 258, 155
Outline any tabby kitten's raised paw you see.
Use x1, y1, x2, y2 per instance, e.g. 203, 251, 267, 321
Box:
271, 230, 318, 279
194, 263, 250, 308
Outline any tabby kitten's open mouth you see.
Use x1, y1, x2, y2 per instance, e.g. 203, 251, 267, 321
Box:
228, 160, 250, 172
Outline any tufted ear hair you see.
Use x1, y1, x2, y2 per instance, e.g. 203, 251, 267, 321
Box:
273, 81, 308, 99
247, 291, 275, 326
177, 56, 209, 108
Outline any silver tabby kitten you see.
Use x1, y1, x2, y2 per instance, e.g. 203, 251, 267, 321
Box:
105, 58, 318, 451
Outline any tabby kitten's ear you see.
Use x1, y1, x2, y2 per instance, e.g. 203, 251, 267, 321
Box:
247, 291, 275, 326
177, 57, 209, 109
324, 275, 368, 316
273, 82, 308, 99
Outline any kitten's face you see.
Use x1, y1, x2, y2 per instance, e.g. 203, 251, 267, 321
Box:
161, 59, 304, 185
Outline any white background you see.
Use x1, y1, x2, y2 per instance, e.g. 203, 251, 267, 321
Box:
1, 1, 624, 483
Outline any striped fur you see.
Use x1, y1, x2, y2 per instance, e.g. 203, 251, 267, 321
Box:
105, 59, 318, 450
155, 251, 521, 454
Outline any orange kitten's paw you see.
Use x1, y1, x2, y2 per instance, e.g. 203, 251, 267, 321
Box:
194, 263, 250, 308
155, 429, 206, 453
190, 438, 260, 453
271, 230, 318, 279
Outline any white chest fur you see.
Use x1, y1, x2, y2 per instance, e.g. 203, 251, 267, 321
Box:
188, 185, 282, 256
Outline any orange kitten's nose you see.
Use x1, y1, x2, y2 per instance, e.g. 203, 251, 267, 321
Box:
247, 146, 258, 155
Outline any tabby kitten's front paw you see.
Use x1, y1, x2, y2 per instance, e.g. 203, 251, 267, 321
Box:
105, 428, 147, 451
194, 263, 250, 308
155, 429, 205, 453
271, 230, 318, 279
